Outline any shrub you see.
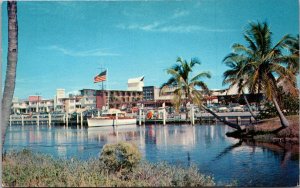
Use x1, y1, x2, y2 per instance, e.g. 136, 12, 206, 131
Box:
2, 149, 217, 187
99, 142, 142, 173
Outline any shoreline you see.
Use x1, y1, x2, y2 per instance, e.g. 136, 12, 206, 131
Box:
226, 115, 299, 144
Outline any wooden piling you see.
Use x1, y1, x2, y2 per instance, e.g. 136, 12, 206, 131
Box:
76, 113, 79, 125
37, 115, 39, 126
66, 113, 69, 126
191, 105, 195, 125
21, 115, 24, 126
139, 108, 142, 126
163, 103, 166, 125
237, 116, 241, 125
9, 115, 12, 126
48, 113, 51, 126
115, 112, 118, 126
80, 112, 83, 127
63, 114, 66, 124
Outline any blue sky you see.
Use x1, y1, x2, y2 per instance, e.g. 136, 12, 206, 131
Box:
2, 0, 299, 99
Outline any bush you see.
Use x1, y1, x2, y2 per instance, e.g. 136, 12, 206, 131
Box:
99, 142, 142, 173
3, 149, 217, 187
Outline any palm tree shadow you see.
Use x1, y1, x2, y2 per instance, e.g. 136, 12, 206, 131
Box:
212, 140, 243, 162
271, 126, 286, 134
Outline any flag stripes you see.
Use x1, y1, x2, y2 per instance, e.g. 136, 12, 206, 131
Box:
94, 70, 107, 83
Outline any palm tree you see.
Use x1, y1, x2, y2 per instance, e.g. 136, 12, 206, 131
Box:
223, 53, 257, 120
224, 22, 296, 127
278, 35, 299, 96
161, 57, 242, 130
2, 0, 18, 146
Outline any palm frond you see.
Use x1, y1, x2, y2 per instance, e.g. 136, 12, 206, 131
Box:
191, 71, 211, 82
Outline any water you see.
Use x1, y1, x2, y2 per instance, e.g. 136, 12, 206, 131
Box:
4, 124, 299, 187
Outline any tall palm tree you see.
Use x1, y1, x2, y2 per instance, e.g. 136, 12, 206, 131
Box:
223, 53, 257, 120
225, 22, 296, 127
2, 0, 18, 146
161, 57, 242, 130
278, 35, 299, 96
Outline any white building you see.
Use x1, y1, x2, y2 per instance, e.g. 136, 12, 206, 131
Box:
54, 89, 65, 112
11, 98, 54, 114
128, 76, 144, 91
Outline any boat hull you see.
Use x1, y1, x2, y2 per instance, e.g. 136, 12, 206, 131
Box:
87, 118, 137, 127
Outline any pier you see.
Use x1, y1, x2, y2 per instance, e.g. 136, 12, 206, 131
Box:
8, 113, 88, 126
9, 110, 257, 127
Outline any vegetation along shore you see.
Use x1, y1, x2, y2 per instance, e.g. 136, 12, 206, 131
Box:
3, 144, 220, 187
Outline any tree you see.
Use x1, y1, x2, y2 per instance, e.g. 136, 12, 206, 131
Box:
224, 22, 297, 127
161, 57, 241, 130
2, 0, 18, 146
223, 53, 257, 120
278, 35, 299, 96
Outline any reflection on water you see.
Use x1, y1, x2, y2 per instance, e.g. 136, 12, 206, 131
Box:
4, 124, 299, 187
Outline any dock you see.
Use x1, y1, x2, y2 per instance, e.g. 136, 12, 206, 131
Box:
8, 111, 257, 126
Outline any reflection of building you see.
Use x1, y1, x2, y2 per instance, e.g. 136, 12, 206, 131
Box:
128, 76, 144, 91
87, 125, 140, 144
155, 126, 196, 149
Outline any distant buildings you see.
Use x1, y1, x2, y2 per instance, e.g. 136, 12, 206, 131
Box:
12, 96, 54, 114
127, 76, 144, 91
11, 76, 262, 115
79, 89, 97, 110
96, 90, 143, 110
54, 89, 65, 112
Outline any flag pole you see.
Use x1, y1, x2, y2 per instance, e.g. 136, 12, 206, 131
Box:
106, 68, 109, 109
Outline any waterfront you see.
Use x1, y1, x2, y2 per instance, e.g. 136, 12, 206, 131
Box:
4, 124, 299, 187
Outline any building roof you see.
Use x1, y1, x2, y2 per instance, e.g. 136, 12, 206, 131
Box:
128, 76, 144, 83
216, 84, 250, 96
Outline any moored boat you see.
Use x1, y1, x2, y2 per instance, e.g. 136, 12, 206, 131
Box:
87, 108, 136, 127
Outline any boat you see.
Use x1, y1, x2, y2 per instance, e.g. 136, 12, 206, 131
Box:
87, 108, 137, 127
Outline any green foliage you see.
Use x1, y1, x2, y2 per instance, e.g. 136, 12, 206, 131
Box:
257, 102, 278, 119
257, 87, 299, 120
99, 142, 142, 173
161, 57, 211, 111
277, 87, 299, 116
3, 149, 217, 187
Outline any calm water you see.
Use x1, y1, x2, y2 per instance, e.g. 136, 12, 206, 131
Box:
4, 124, 299, 187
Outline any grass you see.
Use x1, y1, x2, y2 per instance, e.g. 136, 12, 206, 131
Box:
3, 149, 216, 187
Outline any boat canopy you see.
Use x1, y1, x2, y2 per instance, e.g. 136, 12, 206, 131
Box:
102, 108, 125, 115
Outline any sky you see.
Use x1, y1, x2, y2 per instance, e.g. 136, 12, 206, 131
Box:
1, 0, 299, 99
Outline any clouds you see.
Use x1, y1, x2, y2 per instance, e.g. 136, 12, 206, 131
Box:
117, 8, 234, 33
171, 10, 190, 19
117, 22, 233, 33
44, 45, 120, 57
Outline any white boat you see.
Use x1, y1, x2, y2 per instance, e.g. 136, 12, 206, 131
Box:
87, 108, 136, 127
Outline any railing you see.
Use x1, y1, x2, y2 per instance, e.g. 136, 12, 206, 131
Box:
9, 113, 86, 126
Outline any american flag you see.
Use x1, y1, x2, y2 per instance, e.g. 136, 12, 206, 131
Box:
94, 70, 107, 83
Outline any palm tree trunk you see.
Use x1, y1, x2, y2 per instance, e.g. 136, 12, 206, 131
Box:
2, 0, 18, 146
242, 91, 256, 121
201, 104, 242, 131
272, 96, 290, 127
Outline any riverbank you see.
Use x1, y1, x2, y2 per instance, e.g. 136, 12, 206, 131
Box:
227, 115, 299, 144
2, 150, 216, 187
